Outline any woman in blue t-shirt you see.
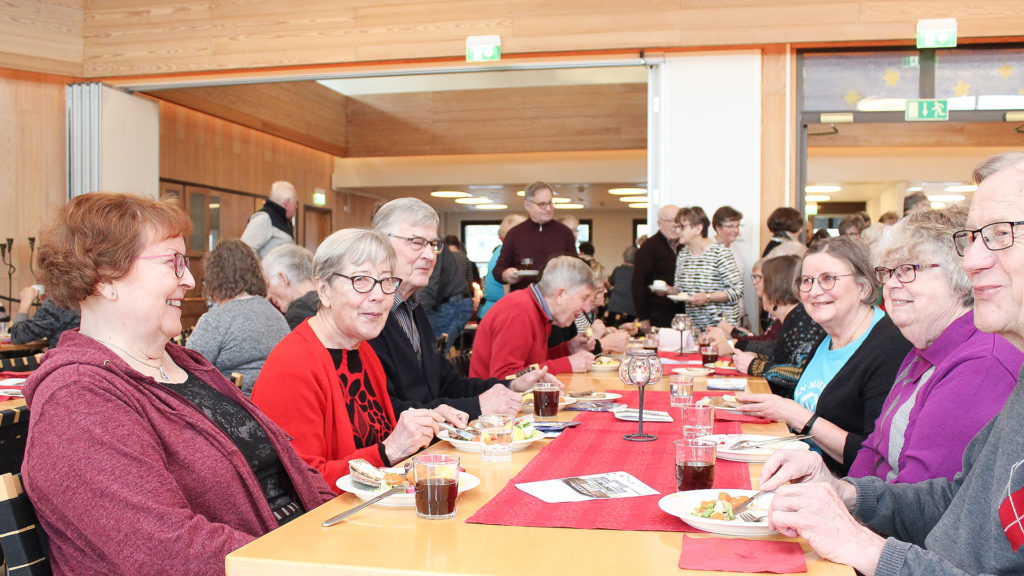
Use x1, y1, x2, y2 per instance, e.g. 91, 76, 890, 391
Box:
736, 237, 912, 475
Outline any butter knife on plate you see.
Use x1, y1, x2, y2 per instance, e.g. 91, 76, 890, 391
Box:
438, 422, 476, 441
323, 485, 406, 527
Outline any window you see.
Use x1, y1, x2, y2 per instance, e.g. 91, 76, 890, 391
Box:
461, 221, 502, 279
634, 219, 650, 244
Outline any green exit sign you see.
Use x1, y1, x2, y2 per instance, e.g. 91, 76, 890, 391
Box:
466, 35, 501, 62
906, 99, 949, 121
916, 18, 957, 49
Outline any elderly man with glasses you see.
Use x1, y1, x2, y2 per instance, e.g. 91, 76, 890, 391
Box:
492, 181, 578, 292
369, 198, 560, 421
756, 150, 1024, 576
631, 204, 685, 333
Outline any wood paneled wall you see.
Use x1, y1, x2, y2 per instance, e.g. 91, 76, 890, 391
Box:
0, 69, 72, 302
0, 0, 82, 76
71, 1, 1024, 77
807, 121, 1024, 148
347, 83, 646, 157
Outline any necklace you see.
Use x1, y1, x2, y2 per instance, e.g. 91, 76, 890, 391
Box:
102, 340, 170, 381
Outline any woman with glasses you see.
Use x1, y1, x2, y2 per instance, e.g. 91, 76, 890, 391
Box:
848, 207, 1022, 483
185, 239, 289, 396
22, 193, 334, 575
736, 236, 912, 475
670, 206, 743, 331
253, 228, 443, 490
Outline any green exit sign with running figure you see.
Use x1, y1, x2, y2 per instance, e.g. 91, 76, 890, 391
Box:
906, 99, 949, 122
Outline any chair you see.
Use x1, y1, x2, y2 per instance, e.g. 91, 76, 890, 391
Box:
0, 354, 43, 373
435, 333, 448, 354
0, 473, 51, 575
230, 372, 244, 390
448, 350, 471, 378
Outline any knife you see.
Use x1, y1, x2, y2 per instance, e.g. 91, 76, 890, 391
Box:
438, 422, 476, 441
323, 485, 406, 527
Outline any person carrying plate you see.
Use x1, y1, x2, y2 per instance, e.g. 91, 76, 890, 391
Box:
492, 181, 578, 292
21, 193, 335, 576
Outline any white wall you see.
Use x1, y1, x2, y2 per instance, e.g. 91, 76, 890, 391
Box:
101, 86, 159, 198
648, 52, 763, 325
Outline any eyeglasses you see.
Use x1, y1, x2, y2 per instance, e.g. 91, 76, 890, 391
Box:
529, 200, 554, 209
332, 273, 402, 294
751, 273, 764, 283
873, 263, 940, 284
952, 220, 1024, 256
797, 273, 855, 292
674, 221, 691, 231
387, 234, 444, 254
133, 252, 190, 278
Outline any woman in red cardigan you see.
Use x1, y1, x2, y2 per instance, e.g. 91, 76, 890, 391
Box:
253, 228, 448, 490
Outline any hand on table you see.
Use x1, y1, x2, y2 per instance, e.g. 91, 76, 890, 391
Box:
735, 392, 805, 427
509, 366, 561, 393
730, 350, 757, 374
568, 350, 595, 372
599, 331, 630, 354
478, 384, 524, 415
432, 404, 469, 427
383, 408, 442, 463
768, 482, 884, 575
568, 334, 596, 353
758, 449, 836, 491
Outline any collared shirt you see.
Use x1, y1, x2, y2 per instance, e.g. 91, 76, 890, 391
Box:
529, 284, 554, 323
390, 293, 422, 360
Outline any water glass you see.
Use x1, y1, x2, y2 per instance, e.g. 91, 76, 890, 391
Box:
681, 404, 715, 439
674, 438, 717, 491
413, 454, 461, 519
669, 375, 694, 407
478, 414, 513, 462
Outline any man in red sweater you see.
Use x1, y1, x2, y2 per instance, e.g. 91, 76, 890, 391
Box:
471, 255, 597, 378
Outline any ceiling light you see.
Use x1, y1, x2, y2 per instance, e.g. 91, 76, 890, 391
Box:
805, 184, 842, 193
556, 203, 584, 209
430, 190, 469, 198
609, 187, 647, 195
906, 186, 923, 192
618, 196, 649, 203
551, 197, 571, 204
455, 197, 491, 204
516, 190, 525, 197
931, 201, 947, 209
475, 204, 508, 210
944, 184, 977, 193
805, 195, 831, 202
628, 203, 649, 209
927, 194, 965, 202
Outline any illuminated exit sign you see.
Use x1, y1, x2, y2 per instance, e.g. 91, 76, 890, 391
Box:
466, 35, 501, 62
906, 99, 949, 121
916, 18, 957, 49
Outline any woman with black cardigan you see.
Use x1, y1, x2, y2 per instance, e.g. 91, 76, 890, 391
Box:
735, 237, 912, 475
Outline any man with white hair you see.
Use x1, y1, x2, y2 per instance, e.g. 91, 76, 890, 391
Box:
632, 204, 684, 332
262, 244, 318, 330
242, 181, 298, 258
471, 255, 597, 379
369, 198, 559, 419
756, 150, 1024, 575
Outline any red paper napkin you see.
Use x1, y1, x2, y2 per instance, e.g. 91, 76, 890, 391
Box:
696, 391, 772, 424
679, 535, 807, 573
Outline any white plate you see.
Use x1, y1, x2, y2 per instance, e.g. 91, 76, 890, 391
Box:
521, 395, 577, 410
673, 367, 714, 377
569, 391, 622, 402
516, 270, 539, 277
590, 361, 620, 372
703, 434, 810, 463
648, 284, 670, 293
0, 389, 23, 397
0, 378, 27, 386
666, 293, 690, 302
438, 429, 545, 453
336, 468, 480, 507
659, 489, 776, 536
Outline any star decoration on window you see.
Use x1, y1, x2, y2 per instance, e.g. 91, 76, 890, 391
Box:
844, 90, 861, 105
999, 64, 1014, 80
883, 68, 900, 86
953, 80, 971, 97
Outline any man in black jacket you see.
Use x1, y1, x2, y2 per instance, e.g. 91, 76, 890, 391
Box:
369, 198, 560, 419
632, 204, 685, 332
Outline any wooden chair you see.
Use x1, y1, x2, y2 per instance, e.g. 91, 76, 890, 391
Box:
0, 354, 44, 373
230, 373, 244, 390
435, 333, 448, 354
0, 474, 51, 575
448, 350, 471, 378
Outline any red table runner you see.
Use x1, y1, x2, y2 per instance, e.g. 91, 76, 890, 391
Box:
466, 390, 752, 531
659, 351, 746, 376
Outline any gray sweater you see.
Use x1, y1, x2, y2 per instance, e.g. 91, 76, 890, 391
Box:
186, 296, 289, 396
849, 369, 1024, 575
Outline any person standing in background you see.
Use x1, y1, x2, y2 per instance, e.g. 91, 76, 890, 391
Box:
262, 244, 318, 330
480, 214, 526, 318
242, 181, 298, 259
492, 181, 577, 291
631, 204, 684, 332
606, 245, 637, 325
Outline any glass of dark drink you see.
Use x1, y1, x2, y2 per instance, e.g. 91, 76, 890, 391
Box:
674, 438, 716, 491
532, 382, 560, 420
700, 346, 718, 367
413, 454, 461, 519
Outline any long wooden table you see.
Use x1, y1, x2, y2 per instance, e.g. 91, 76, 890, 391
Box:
226, 373, 854, 576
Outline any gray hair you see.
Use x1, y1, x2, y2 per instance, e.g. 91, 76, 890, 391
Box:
803, 236, 879, 305
622, 244, 637, 264
269, 181, 296, 204
313, 228, 396, 285
874, 205, 973, 307
371, 197, 439, 235
524, 181, 553, 202
262, 244, 314, 284
973, 150, 1024, 184
537, 256, 595, 296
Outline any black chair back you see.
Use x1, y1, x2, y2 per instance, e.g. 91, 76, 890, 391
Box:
0, 474, 52, 576
0, 354, 43, 373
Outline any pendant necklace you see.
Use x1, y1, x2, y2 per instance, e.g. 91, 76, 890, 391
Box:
103, 340, 170, 381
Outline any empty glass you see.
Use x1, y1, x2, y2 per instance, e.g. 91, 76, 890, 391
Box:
681, 404, 715, 439
669, 375, 695, 407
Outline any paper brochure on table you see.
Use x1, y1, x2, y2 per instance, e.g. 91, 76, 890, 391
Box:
516, 471, 659, 503
707, 378, 747, 391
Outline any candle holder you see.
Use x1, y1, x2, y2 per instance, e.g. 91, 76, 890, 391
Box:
619, 348, 664, 442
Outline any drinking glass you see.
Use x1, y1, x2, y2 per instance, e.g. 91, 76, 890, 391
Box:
413, 454, 461, 519
532, 382, 560, 420
519, 257, 534, 270
619, 348, 664, 442
478, 414, 513, 462
698, 330, 718, 367
669, 375, 694, 407
671, 314, 691, 353
681, 404, 715, 439
674, 438, 717, 491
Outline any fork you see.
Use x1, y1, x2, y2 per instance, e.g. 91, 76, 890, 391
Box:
728, 434, 813, 450
731, 489, 768, 515
739, 511, 767, 523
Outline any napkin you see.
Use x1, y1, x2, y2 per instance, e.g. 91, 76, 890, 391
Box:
678, 535, 807, 573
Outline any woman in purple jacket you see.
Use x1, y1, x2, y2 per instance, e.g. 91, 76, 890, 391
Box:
849, 206, 1023, 483
22, 193, 334, 576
